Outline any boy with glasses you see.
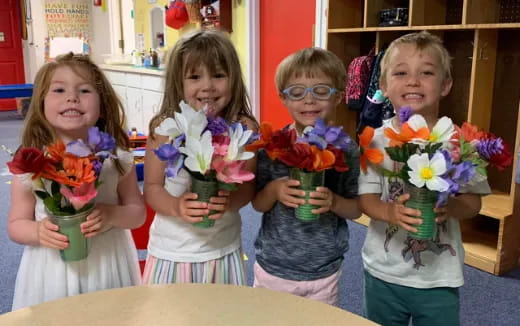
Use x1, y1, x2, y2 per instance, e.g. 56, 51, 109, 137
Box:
251, 48, 361, 305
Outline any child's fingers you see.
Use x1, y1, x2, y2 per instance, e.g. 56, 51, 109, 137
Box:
285, 179, 300, 187
217, 190, 231, 197
208, 212, 224, 220
396, 193, 411, 204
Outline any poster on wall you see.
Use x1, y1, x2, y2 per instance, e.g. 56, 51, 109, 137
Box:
45, 0, 90, 37
44, 0, 90, 59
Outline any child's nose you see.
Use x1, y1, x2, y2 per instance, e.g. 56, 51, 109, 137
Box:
406, 75, 420, 86
303, 89, 315, 102
201, 77, 215, 91
66, 93, 79, 103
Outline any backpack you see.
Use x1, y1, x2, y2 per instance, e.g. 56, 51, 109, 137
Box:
345, 48, 375, 111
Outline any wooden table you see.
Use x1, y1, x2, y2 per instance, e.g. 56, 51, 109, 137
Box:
0, 284, 377, 325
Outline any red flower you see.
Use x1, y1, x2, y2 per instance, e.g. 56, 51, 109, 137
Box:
327, 146, 349, 172
488, 141, 513, 171
278, 143, 314, 170
7, 148, 49, 178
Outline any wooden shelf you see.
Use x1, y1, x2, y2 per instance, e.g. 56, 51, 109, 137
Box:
480, 192, 513, 220
328, 23, 520, 33
329, 0, 520, 275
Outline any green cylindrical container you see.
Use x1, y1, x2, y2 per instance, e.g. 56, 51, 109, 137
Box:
191, 176, 219, 228
290, 168, 325, 221
47, 206, 93, 262
404, 182, 438, 240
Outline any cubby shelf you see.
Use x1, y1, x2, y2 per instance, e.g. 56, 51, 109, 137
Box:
327, 0, 520, 275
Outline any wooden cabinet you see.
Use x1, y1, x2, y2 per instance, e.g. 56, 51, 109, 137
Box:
325, 0, 520, 275
102, 65, 164, 135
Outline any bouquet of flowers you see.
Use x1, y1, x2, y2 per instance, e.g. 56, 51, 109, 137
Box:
246, 118, 352, 221
360, 107, 513, 239
7, 127, 117, 261
153, 101, 255, 227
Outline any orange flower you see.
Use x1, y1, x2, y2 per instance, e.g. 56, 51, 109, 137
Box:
384, 122, 429, 147
359, 126, 384, 173
42, 156, 96, 187
454, 122, 484, 142
46, 140, 66, 163
245, 122, 273, 152
311, 146, 336, 171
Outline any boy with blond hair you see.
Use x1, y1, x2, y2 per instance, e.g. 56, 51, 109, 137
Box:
359, 31, 490, 325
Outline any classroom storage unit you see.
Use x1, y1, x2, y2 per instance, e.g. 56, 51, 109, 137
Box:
326, 0, 520, 275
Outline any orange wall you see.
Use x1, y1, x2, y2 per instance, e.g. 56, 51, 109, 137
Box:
259, 1, 315, 129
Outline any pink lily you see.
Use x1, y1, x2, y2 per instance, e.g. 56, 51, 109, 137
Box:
212, 158, 254, 184
60, 182, 97, 210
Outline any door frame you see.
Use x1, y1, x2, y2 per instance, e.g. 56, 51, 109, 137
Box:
247, 1, 326, 122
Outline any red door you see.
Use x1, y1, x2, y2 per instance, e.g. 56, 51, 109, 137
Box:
259, 0, 315, 128
0, 0, 25, 110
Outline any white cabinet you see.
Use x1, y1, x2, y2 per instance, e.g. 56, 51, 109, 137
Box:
102, 65, 164, 135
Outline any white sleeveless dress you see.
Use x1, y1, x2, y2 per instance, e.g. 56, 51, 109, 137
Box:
11, 149, 141, 311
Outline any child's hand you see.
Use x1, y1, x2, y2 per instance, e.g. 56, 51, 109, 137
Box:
208, 190, 231, 220
38, 218, 68, 249
434, 204, 449, 223
309, 186, 335, 214
275, 177, 305, 208
176, 192, 207, 224
387, 194, 422, 233
81, 205, 106, 238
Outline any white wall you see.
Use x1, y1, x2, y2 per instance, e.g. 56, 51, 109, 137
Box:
21, 0, 134, 82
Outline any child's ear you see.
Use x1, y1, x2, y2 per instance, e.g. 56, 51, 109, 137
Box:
441, 77, 453, 97
334, 91, 345, 106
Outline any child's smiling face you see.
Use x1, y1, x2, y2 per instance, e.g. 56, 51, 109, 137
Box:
381, 43, 452, 120
280, 72, 341, 134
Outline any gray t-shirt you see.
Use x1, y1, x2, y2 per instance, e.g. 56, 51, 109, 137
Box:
254, 141, 360, 281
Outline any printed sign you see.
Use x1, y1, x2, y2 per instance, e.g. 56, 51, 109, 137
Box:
45, 0, 90, 37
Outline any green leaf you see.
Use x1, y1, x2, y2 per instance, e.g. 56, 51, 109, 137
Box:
51, 181, 60, 196
34, 190, 49, 201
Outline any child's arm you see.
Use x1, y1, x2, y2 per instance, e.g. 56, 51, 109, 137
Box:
143, 134, 208, 223
359, 193, 422, 233
310, 187, 361, 220
81, 165, 146, 237
7, 177, 68, 249
252, 177, 305, 213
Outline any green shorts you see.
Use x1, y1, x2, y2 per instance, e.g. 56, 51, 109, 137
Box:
363, 270, 460, 326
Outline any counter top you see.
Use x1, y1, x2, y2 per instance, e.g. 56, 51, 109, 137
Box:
99, 64, 164, 76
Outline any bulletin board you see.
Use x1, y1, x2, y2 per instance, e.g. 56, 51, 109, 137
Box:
44, 0, 90, 60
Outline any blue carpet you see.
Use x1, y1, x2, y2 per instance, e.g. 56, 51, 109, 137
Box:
1, 112, 519, 325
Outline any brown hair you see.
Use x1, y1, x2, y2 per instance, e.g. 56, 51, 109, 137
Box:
379, 31, 452, 87
21, 53, 130, 174
149, 29, 257, 138
275, 47, 347, 93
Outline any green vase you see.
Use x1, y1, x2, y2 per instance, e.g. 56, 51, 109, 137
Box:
404, 182, 438, 240
290, 168, 325, 221
191, 176, 219, 228
47, 206, 93, 262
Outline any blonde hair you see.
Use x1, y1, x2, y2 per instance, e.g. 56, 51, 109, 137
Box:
380, 31, 452, 86
21, 53, 130, 173
149, 29, 257, 138
275, 47, 347, 93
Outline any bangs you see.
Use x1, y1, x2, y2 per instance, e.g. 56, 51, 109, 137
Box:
182, 43, 229, 76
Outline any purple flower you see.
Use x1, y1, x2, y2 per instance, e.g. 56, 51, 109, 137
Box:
398, 107, 413, 124
66, 139, 92, 157
477, 137, 504, 160
299, 118, 351, 150
452, 161, 475, 184
154, 143, 184, 178
206, 116, 229, 136
88, 127, 116, 153
92, 159, 103, 176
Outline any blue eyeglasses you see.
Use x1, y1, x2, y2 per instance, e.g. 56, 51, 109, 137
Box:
282, 84, 338, 101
